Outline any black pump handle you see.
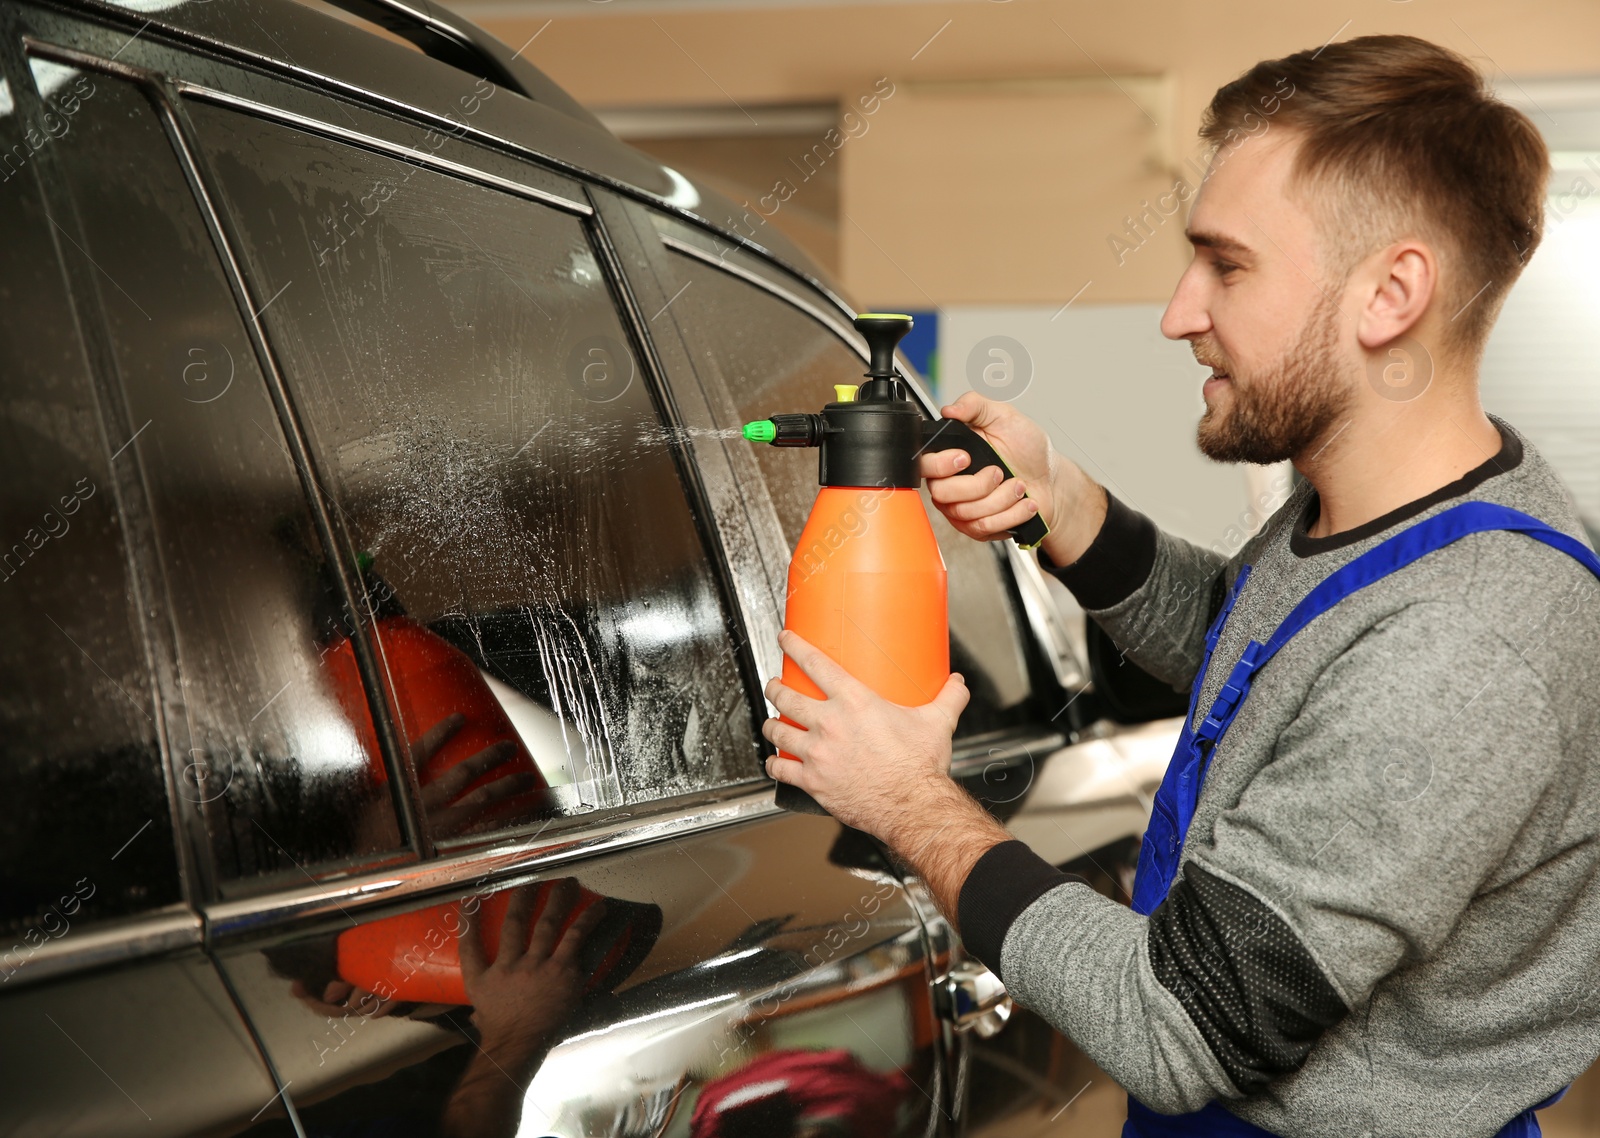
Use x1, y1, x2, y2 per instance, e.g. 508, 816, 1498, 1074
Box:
919, 419, 1050, 549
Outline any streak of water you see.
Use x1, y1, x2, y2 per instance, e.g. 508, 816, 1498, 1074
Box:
634, 425, 747, 446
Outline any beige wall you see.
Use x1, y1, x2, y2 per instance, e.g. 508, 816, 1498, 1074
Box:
475, 0, 1600, 307
841, 79, 1182, 305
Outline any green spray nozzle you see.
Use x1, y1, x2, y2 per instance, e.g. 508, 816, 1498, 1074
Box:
742, 414, 826, 448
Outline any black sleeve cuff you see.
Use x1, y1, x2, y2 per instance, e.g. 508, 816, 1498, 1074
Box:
1037, 491, 1159, 611
958, 839, 1086, 976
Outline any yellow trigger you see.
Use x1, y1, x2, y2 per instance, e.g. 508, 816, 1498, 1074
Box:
833, 384, 859, 403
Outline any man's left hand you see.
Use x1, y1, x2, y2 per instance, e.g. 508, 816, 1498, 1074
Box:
761, 630, 971, 843
762, 630, 1017, 921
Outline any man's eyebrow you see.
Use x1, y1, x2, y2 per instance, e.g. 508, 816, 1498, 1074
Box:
1185, 229, 1254, 257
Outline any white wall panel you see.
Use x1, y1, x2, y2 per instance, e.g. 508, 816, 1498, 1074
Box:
939, 303, 1266, 551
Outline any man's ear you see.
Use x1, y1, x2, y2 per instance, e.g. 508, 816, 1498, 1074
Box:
1355, 240, 1438, 350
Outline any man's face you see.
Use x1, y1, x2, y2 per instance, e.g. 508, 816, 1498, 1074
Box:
1160, 130, 1355, 465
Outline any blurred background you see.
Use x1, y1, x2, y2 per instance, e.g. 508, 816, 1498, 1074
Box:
338, 0, 1597, 1130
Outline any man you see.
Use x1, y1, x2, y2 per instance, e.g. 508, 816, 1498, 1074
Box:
761, 35, 1600, 1138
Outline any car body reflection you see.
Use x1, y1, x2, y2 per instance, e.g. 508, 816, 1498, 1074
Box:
525, 917, 932, 1136
222, 813, 944, 1138
690, 1049, 911, 1137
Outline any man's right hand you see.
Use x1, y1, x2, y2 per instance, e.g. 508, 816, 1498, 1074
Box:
917, 392, 1108, 566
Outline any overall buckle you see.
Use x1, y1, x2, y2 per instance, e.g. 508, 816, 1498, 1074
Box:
1196, 640, 1266, 742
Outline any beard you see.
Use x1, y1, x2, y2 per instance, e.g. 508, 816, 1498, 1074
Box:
1194, 295, 1351, 465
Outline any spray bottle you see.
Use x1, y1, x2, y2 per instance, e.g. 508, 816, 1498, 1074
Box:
742, 313, 1048, 812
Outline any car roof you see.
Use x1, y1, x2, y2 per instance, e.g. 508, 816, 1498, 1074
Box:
53, 0, 838, 296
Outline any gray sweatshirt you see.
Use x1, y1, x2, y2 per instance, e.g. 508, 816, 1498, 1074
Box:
957, 417, 1600, 1137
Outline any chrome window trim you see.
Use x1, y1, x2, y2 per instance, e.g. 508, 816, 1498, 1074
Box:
204, 786, 781, 943
660, 233, 864, 353
1005, 542, 1091, 694
170, 80, 593, 216
21, 43, 592, 215
658, 231, 944, 417
0, 907, 202, 993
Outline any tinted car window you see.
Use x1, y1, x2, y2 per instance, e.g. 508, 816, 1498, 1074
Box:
188, 104, 759, 837
0, 63, 180, 945
656, 243, 1035, 736
42, 65, 406, 892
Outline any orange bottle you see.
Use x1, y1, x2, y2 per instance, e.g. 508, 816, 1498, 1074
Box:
781, 486, 948, 713
322, 557, 553, 829
335, 881, 655, 1005
744, 314, 1049, 812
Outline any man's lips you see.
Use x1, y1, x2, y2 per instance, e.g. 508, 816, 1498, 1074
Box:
1202, 371, 1231, 397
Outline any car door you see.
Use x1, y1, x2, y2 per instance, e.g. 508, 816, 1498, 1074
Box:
0, 28, 301, 1135
54, 17, 954, 1133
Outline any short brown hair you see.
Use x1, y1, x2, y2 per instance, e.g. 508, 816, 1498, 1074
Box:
1201, 34, 1548, 353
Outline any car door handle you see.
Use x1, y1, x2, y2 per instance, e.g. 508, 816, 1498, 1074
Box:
935, 959, 1014, 1038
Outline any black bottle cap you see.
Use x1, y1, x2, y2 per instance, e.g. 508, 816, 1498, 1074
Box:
854, 313, 914, 382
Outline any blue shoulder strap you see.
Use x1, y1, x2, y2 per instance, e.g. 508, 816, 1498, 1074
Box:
1188, 502, 1600, 749
1268, 501, 1600, 656
1125, 503, 1600, 1138
1132, 501, 1600, 919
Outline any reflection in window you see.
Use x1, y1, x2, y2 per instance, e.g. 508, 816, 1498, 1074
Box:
656, 244, 1036, 737
191, 104, 759, 840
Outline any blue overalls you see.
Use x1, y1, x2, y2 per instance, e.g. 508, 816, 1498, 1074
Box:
1124, 502, 1600, 1138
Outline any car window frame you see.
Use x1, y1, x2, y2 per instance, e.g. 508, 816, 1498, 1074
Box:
0, 38, 205, 980
13, 10, 789, 933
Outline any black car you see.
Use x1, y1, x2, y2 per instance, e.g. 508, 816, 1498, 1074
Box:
0, 2, 1184, 1133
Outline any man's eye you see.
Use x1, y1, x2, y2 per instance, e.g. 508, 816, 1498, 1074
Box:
1214, 261, 1239, 277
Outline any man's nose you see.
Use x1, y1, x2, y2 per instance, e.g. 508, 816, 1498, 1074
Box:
1161, 264, 1211, 342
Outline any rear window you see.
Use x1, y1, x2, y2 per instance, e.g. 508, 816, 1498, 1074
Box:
188, 102, 762, 841
0, 61, 180, 941
41, 66, 409, 891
